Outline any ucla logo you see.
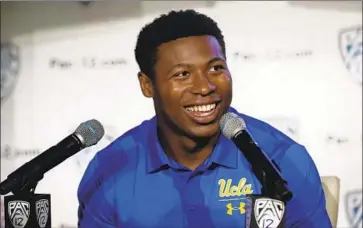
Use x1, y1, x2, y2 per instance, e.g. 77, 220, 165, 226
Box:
338, 26, 362, 84
7, 200, 30, 228
35, 199, 49, 228
345, 189, 362, 228
218, 177, 253, 198
254, 198, 285, 228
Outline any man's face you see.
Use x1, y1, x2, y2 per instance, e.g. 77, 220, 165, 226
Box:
139, 35, 232, 138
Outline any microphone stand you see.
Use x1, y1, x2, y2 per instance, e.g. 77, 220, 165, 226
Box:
2, 174, 52, 228
245, 165, 293, 228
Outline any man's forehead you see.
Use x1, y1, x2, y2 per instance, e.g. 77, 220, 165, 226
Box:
157, 35, 224, 63
159, 35, 220, 50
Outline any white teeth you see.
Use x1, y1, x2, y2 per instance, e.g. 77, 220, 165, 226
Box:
185, 103, 217, 112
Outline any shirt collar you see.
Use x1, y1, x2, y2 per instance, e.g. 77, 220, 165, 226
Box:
209, 106, 240, 169
146, 107, 240, 173
146, 117, 171, 173
208, 134, 238, 169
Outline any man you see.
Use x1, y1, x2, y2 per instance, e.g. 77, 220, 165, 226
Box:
77, 9, 332, 228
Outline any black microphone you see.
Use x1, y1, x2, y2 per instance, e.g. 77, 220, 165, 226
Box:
0, 119, 105, 196
220, 113, 293, 228
219, 112, 293, 201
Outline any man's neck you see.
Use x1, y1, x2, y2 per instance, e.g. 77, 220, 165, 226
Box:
157, 124, 220, 171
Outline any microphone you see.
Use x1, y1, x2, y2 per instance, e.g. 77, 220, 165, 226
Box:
220, 113, 292, 228
0, 119, 105, 196
219, 112, 292, 201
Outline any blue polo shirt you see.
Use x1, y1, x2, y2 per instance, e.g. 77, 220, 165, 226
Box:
77, 107, 332, 228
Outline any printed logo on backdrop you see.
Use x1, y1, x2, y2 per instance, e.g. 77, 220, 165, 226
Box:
0, 144, 41, 161
325, 134, 349, 145
254, 198, 285, 228
49, 57, 127, 70
339, 26, 362, 84
345, 189, 362, 228
233, 49, 313, 62
35, 199, 49, 228
8, 200, 30, 228
0, 125, 118, 173
1, 43, 20, 102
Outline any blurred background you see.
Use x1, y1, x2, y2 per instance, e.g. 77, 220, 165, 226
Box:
1, 1, 362, 227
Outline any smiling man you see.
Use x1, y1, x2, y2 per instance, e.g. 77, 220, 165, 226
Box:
77, 10, 332, 228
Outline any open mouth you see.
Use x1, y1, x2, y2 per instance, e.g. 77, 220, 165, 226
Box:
183, 101, 221, 124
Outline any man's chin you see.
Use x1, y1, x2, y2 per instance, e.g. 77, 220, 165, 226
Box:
186, 123, 220, 140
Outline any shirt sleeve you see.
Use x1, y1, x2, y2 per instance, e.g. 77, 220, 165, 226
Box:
77, 152, 116, 228
278, 143, 332, 228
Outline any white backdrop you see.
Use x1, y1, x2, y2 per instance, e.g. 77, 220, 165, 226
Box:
1, 1, 362, 227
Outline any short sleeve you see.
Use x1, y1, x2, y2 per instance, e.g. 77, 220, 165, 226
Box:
278, 144, 332, 228
77, 152, 116, 228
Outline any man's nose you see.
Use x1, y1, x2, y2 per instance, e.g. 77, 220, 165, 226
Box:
191, 73, 216, 96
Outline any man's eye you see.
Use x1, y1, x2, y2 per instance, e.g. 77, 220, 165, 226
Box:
174, 71, 190, 77
210, 65, 225, 72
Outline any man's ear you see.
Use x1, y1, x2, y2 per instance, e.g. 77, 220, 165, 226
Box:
138, 72, 154, 98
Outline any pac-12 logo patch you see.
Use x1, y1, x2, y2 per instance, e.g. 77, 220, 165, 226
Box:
35, 199, 50, 228
345, 190, 362, 228
7, 200, 30, 228
254, 198, 285, 228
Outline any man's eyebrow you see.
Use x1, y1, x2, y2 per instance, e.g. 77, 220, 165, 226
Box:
171, 63, 192, 69
207, 57, 225, 65
166, 57, 225, 74
167, 63, 191, 75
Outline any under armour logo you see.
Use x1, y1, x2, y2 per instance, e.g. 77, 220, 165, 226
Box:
226, 202, 245, 215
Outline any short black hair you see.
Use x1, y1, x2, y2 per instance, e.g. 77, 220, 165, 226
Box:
134, 9, 226, 80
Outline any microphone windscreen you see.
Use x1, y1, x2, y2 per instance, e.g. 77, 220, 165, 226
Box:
75, 119, 105, 147
219, 112, 246, 139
